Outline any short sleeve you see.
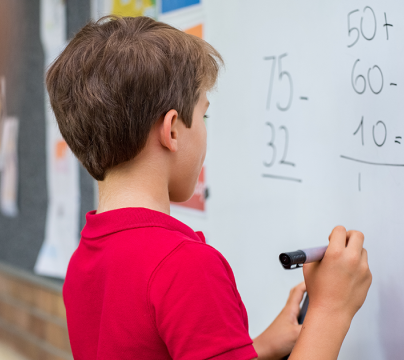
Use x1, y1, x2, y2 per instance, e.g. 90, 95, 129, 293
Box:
148, 242, 258, 360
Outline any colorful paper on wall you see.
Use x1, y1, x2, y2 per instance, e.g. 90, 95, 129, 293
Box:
35, 0, 80, 278
161, 0, 200, 14
92, 0, 157, 19
0, 117, 19, 217
112, 0, 156, 17
184, 23, 203, 38
0, 77, 6, 170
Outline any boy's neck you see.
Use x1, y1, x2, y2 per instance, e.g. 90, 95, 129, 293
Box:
96, 151, 171, 216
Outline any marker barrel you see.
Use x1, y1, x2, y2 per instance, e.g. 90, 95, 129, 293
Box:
301, 246, 328, 263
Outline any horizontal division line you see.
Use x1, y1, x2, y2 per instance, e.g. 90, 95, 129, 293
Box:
340, 155, 404, 167
262, 174, 302, 182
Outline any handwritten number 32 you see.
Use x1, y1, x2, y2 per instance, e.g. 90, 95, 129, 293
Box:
264, 123, 295, 167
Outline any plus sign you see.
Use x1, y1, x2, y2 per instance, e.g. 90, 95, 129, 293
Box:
384, 13, 393, 40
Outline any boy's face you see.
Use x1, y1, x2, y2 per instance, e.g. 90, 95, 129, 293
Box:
170, 91, 209, 202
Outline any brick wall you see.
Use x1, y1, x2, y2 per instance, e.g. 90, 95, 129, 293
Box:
0, 262, 72, 360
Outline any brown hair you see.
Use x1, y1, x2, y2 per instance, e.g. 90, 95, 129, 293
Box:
46, 16, 223, 181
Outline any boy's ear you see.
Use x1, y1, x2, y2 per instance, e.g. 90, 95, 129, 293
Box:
159, 109, 179, 152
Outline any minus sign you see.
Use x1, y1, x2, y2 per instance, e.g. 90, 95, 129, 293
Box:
300, 97, 309, 100
390, 83, 397, 86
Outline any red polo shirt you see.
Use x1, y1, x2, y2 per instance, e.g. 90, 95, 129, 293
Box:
63, 207, 258, 360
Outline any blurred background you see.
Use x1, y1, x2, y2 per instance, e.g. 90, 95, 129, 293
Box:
0, 1, 92, 359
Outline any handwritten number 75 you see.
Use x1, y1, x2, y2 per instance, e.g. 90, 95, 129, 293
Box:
264, 54, 293, 111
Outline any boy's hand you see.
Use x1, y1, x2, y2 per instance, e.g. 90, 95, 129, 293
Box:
253, 226, 372, 360
303, 226, 372, 321
252, 282, 306, 359
285, 226, 372, 360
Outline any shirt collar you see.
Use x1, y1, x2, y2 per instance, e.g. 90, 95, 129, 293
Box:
81, 207, 204, 243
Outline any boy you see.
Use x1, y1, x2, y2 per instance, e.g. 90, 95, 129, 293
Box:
47, 16, 372, 359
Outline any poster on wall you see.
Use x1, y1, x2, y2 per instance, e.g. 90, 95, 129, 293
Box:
0, 76, 19, 217
0, 77, 6, 170
35, 0, 80, 278
161, 0, 201, 14
92, 0, 157, 19
0, 117, 19, 217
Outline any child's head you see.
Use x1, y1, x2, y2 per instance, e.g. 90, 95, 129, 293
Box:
46, 16, 223, 192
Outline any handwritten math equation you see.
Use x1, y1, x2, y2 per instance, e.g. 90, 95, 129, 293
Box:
261, 6, 403, 187
261, 54, 307, 183
340, 6, 404, 191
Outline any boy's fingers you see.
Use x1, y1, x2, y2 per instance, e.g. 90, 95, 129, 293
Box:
361, 247, 368, 261
346, 230, 365, 252
293, 324, 303, 340
361, 248, 370, 269
287, 282, 306, 308
327, 225, 347, 251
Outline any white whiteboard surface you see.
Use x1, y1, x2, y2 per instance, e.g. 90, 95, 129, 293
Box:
169, 1, 404, 359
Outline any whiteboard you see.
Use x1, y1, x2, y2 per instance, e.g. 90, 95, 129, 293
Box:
166, 1, 404, 359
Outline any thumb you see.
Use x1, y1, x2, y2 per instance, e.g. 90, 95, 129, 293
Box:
296, 324, 303, 336
286, 282, 306, 317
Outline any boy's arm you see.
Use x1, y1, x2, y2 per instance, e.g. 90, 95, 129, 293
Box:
251, 226, 372, 360
149, 242, 259, 360
287, 306, 351, 359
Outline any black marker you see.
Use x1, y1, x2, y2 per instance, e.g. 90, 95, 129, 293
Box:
279, 247, 325, 359
279, 246, 328, 270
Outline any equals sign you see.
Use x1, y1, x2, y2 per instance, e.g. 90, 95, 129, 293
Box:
395, 136, 402, 144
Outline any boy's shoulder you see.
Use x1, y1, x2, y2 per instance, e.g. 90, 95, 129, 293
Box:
78, 207, 229, 277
